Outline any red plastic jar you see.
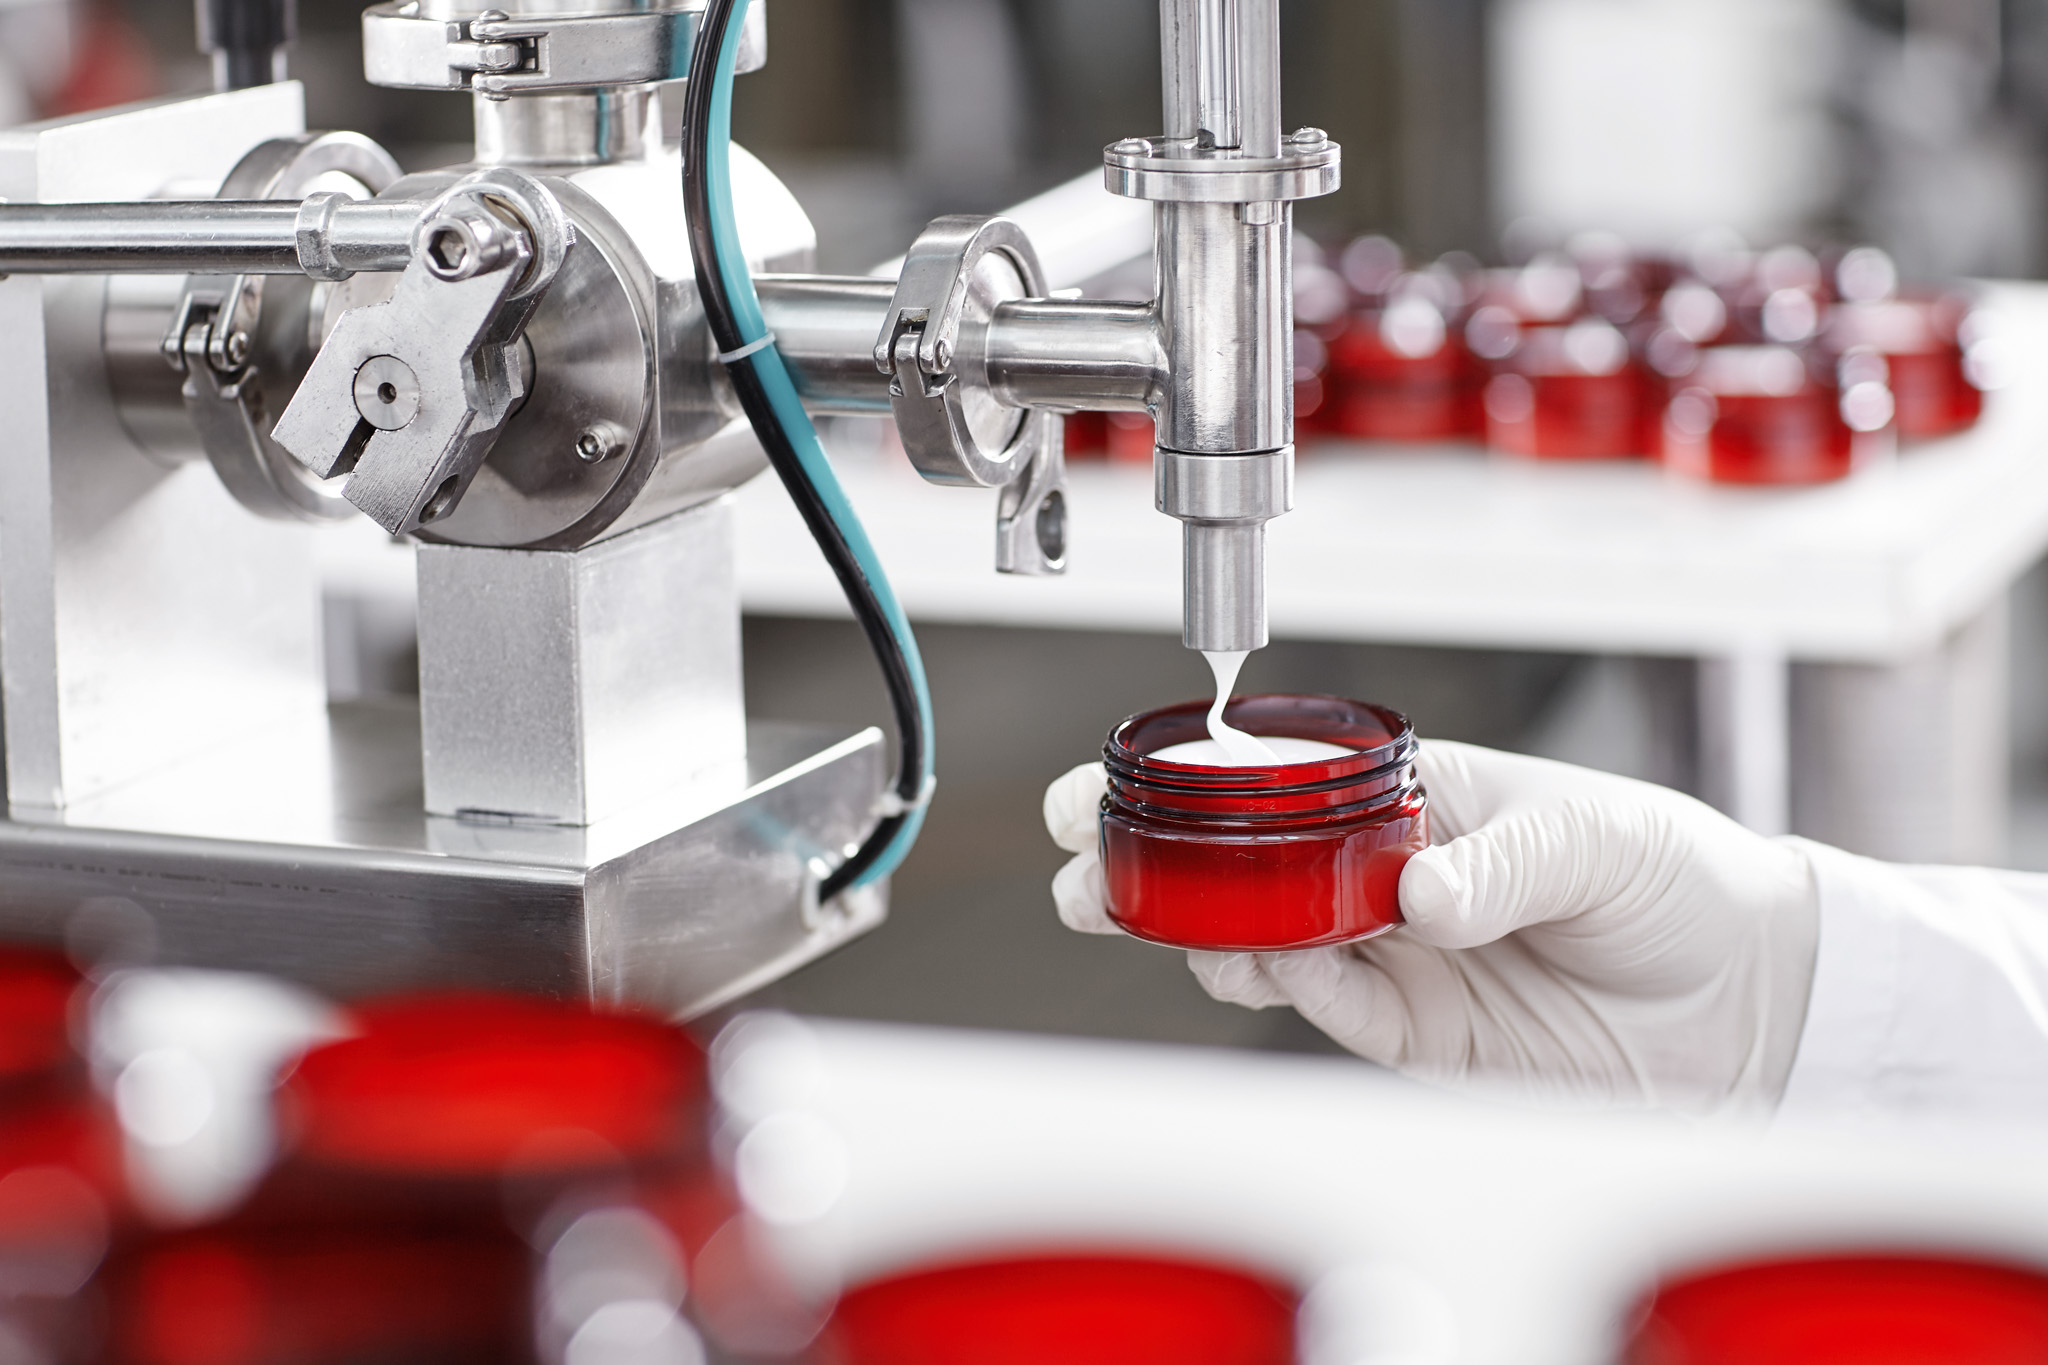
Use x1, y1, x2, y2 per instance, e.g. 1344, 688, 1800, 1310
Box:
107, 1228, 532, 1365
1660, 344, 1877, 485
1325, 297, 1483, 442
1100, 694, 1427, 951
822, 1252, 1297, 1365
1824, 297, 1982, 439
280, 992, 709, 1179
1623, 1254, 2048, 1365
1477, 317, 1643, 459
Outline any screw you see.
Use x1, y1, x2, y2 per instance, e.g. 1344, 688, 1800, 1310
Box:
575, 423, 621, 464
223, 330, 251, 367
930, 337, 953, 371
1111, 137, 1154, 157
1289, 127, 1329, 149
426, 226, 471, 277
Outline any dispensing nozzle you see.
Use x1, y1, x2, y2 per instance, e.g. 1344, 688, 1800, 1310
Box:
1156, 448, 1293, 653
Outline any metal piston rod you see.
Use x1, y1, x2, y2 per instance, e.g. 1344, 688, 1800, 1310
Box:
0, 197, 425, 277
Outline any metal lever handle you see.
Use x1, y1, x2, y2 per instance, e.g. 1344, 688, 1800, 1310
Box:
270, 168, 574, 537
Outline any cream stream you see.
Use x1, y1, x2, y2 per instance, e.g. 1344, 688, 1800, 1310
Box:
1201, 650, 1279, 765
1143, 651, 1355, 768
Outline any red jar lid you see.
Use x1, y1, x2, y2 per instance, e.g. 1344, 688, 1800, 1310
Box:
1625, 1254, 2048, 1365
824, 1253, 1297, 1365
280, 992, 707, 1177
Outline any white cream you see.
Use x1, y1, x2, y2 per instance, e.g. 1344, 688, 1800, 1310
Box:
1200, 650, 1279, 765
1151, 735, 1355, 766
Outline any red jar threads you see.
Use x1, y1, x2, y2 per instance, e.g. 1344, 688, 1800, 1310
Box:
823, 1253, 1298, 1365
1100, 695, 1427, 952
1623, 1254, 2048, 1365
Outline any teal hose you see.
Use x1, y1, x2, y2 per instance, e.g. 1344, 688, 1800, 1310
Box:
691, 0, 933, 889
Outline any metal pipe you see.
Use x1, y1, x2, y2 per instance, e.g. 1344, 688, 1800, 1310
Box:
755, 276, 898, 415
1159, 0, 1203, 142
1155, 200, 1289, 454
1146, 0, 1294, 653
986, 299, 1163, 411
755, 276, 1165, 416
1237, 0, 1282, 159
0, 200, 422, 276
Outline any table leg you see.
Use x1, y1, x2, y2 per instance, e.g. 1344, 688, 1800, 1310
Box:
1698, 646, 1790, 835
1790, 600, 2009, 864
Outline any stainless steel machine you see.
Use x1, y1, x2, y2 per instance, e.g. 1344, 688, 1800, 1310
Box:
0, 0, 1336, 1014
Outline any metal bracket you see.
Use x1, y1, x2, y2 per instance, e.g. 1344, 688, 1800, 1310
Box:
995, 413, 1068, 577
167, 132, 403, 523
361, 1, 768, 97
271, 167, 574, 536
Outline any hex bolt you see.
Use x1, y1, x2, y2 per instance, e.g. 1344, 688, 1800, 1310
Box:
426, 226, 472, 278
417, 200, 521, 282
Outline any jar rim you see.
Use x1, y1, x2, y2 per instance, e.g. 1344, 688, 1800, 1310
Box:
1105, 694, 1416, 795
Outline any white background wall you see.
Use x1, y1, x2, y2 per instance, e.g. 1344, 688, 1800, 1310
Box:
1492, 0, 1843, 247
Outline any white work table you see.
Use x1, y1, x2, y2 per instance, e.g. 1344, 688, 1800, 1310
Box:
736, 284, 2048, 851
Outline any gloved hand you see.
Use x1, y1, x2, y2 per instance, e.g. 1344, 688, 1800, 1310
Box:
1045, 740, 1820, 1113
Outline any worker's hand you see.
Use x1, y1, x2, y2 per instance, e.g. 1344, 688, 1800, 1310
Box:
1044, 741, 1820, 1114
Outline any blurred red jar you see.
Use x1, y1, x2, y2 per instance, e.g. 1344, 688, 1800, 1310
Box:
281, 992, 708, 1179
1825, 296, 1982, 439
1100, 694, 1426, 952
0, 948, 83, 1089
108, 1228, 530, 1365
1661, 345, 1882, 485
1478, 317, 1642, 458
1624, 1253, 2048, 1365
1325, 294, 1481, 441
823, 1253, 1297, 1365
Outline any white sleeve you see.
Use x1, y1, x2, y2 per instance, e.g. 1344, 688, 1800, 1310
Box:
1776, 838, 2048, 1122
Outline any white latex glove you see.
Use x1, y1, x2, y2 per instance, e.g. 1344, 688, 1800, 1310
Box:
1044, 740, 1821, 1114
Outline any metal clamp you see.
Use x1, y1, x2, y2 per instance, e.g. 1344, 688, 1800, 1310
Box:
872, 215, 1066, 574
1102, 129, 1341, 205
170, 132, 404, 523
272, 167, 574, 536
361, 1, 767, 97
873, 215, 1044, 489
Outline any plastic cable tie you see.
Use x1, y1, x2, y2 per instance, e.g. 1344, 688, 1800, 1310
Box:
877, 773, 938, 818
717, 331, 778, 365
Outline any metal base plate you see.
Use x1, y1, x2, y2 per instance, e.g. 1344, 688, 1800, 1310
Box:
0, 702, 887, 1017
